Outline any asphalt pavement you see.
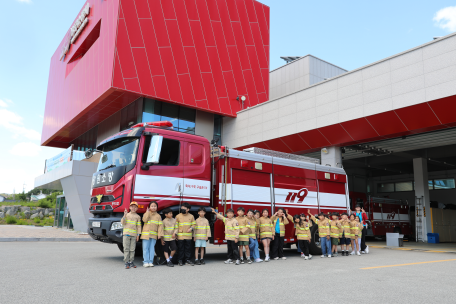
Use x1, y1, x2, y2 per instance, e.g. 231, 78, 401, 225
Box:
1, 242, 456, 303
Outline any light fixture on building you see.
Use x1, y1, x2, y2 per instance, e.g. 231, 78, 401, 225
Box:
237, 95, 246, 109
321, 148, 328, 154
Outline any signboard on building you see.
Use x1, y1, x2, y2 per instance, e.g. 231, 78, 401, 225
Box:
44, 145, 73, 173
59, 3, 91, 61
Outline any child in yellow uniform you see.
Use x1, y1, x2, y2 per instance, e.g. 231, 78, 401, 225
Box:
259, 209, 274, 261
161, 208, 177, 267
329, 212, 341, 257
194, 207, 211, 265
121, 202, 142, 269
339, 212, 351, 256
350, 214, 363, 256
211, 208, 240, 265
293, 214, 312, 260
308, 209, 331, 258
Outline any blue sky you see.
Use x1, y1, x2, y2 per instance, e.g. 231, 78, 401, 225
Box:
0, 0, 455, 194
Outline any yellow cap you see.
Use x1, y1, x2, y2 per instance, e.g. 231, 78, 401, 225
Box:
130, 201, 138, 206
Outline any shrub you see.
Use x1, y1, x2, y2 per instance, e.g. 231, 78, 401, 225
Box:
33, 217, 41, 224
17, 219, 26, 225
6, 215, 17, 224
38, 199, 52, 209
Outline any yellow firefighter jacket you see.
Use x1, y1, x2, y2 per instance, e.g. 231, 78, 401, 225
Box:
339, 219, 351, 238
259, 217, 274, 238
236, 215, 250, 242
271, 214, 293, 237
162, 217, 176, 241
121, 212, 142, 237
140, 211, 164, 240
246, 216, 259, 239
310, 215, 330, 237
329, 219, 341, 239
216, 213, 239, 241
194, 217, 211, 240
294, 221, 312, 240
350, 220, 363, 238
174, 213, 196, 240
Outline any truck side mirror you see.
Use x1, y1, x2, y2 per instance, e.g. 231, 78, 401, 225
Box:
146, 135, 163, 164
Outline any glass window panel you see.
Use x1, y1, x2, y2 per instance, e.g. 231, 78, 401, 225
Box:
161, 103, 179, 126
214, 115, 222, 144
428, 180, 434, 190
395, 181, 413, 192
433, 179, 455, 190
179, 107, 196, 123
178, 120, 195, 134
142, 99, 161, 123
378, 183, 394, 193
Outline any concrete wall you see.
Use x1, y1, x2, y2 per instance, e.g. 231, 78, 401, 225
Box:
223, 32, 456, 150
269, 55, 347, 100
195, 110, 214, 142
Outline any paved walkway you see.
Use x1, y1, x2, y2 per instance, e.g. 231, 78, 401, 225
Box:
367, 240, 456, 254
0, 225, 93, 241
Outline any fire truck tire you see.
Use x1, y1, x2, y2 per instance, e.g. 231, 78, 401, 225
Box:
309, 225, 322, 255
117, 243, 123, 253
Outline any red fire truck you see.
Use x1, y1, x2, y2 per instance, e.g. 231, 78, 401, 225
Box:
349, 192, 412, 238
87, 121, 350, 255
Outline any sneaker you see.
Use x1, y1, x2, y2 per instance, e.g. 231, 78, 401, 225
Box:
224, 259, 233, 264
178, 260, 184, 266
235, 259, 240, 265
334, 253, 338, 257
186, 260, 194, 266
328, 255, 332, 258
309, 255, 312, 259
281, 257, 287, 260
321, 255, 325, 258
304, 256, 309, 260
274, 257, 279, 260
149, 263, 154, 267
255, 258, 263, 263
125, 262, 130, 269
200, 259, 205, 265
143, 263, 148, 268
265, 257, 270, 262
350, 251, 355, 255
301, 254, 305, 258
365, 246, 369, 254
356, 251, 361, 256
130, 262, 137, 268
195, 259, 201, 265
167, 261, 174, 267
361, 251, 365, 254
240, 258, 245, 264
247, 258, 253, 264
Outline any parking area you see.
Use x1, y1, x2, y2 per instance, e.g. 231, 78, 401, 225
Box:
1, 242, 456, 303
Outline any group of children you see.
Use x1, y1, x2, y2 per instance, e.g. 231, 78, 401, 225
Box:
120, 201, 369, 269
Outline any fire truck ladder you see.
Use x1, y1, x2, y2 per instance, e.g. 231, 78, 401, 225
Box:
415, 196, 425, 242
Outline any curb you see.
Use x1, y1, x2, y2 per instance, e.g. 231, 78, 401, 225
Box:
0, 238, 95, 242
369, 245, 456, 254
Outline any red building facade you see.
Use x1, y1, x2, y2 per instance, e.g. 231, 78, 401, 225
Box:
42, 0, 270, 148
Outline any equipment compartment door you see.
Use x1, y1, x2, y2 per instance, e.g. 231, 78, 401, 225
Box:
231, 169, 273, 212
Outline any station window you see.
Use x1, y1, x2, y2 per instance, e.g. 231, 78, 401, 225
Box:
214, 115, 222, 145
142, 98, 195, 134
377, 182, 394, 193
432, 179, 455, 190
71, 126, 98, 151
395, 181, 413, 192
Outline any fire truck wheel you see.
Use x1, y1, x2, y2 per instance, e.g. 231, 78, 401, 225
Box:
309, 225, 322, 256
117, 243, 124, 253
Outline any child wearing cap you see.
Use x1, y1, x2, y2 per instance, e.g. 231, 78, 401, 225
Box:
121, 202, 142, 269
194, 207, 211, 265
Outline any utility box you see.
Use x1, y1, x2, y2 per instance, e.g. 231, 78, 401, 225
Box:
427, 233, 440, 244
386, 233, 404, 247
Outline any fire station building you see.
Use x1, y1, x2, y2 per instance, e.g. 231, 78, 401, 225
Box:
36, 0, 456, 239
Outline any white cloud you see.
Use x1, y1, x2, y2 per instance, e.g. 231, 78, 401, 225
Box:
10, 142, 42, 157
0, 108, 41, 140
434, 6, 456, 32
0, 100, 8, 108
16, 0, 32, 3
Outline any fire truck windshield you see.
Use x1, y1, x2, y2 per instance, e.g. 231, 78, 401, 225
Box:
97, 138, 139, 172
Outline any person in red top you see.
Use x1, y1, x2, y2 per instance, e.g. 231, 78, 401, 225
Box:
353, 204, 369, 254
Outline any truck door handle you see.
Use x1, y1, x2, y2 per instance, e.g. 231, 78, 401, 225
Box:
176, 183, 182, 193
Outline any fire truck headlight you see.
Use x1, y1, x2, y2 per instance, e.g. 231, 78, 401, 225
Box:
111, 222, 123, 231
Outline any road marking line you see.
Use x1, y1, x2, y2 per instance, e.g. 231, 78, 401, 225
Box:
361, 259, 456, 269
